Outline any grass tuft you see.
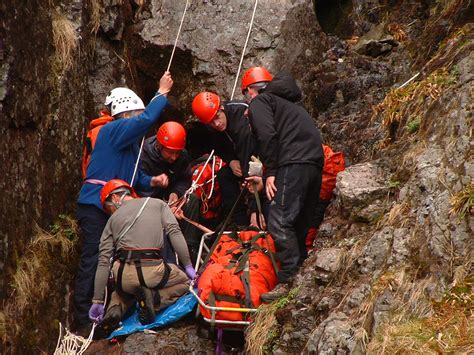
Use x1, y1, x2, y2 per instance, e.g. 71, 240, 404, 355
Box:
52, 10, 79, 72
4, 215, 79, 353
89, 0, 103, 34
366, 273, 474, 354
372, 67, 458, 142
246, 287, 300, 354
449, 183, 474, 219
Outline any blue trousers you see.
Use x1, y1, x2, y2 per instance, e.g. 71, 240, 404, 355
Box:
74, 203, 109, 326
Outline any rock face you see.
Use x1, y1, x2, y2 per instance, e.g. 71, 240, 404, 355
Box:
1, 0, 472, 353
336, 161, 390, 222
118, 0, 327, 109
0, 0, 95, 299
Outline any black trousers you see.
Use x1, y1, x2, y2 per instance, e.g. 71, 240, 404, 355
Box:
178, 194, 202, 265
74, 203, 109, 326
267, 164, 322, 283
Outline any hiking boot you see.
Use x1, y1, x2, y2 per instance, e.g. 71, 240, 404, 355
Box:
260, 283, 290, 303
93, 305, 122, 340
134, 287, 155, 325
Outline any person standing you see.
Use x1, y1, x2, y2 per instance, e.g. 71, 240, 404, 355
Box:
74, 72, 173, 334
192, 92, 257, 227
242, 67, 324, 302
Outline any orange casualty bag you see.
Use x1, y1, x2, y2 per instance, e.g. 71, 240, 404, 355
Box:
319, 144, 345, 201
192, 155, 226, 220
197, 230, 278, 322
81, 111, 113, 178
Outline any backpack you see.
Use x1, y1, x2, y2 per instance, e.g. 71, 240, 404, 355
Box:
191, 155, 226, 220
81, 111, 113, 178
197, 230, 278, 323
319, 144, 345, 201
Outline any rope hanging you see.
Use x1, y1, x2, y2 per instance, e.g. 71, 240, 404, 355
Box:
56, 3, 192, 353
230, 0, 259, 100
131, 0, 190, 186
130, 136, 145, 187
167, 0, 191, 72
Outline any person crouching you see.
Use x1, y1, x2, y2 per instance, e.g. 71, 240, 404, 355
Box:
88, 179, 196, 338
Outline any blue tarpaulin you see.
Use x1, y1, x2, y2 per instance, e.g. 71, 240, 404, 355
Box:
108, 292, 197, 339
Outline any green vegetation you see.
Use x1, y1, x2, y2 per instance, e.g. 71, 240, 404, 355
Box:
405, 116, 421, 134
246, 287, 300, 355
388, 179, 401, 190
373, 67, 458, 143
4, 215, 79, 353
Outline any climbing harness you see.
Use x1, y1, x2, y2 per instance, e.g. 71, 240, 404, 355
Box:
168, 150, 216, 210
115, 248, 171, 297
230, 0, 259, 100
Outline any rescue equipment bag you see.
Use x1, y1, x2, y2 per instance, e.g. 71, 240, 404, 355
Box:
81, 111, 114, 178
197, 230, 278, 323
319, 144, 345, 201
191, 155, 226, 220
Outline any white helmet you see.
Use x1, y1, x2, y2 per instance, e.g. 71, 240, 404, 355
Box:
104, 87, 145, 116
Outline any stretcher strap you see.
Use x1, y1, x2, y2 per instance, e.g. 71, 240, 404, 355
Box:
200, 181, 249, 270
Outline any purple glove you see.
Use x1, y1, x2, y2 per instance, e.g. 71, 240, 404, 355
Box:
89, 303, 105, 323
184, 265, 196, 280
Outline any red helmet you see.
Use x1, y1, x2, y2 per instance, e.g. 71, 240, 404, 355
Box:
241, 67, 273, 93
100, 179, 137, 208
156, 121, 186, 150
192, 92, 221, 125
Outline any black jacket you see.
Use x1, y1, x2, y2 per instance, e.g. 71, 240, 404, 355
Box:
248, 72, 323, 177
139, 136, 192, 199
212, 100, 257, 177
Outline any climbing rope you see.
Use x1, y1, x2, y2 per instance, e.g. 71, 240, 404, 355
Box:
54, 263, 111, 354
167, 0, 191, 72
53, 323, 97, 355
230, 0, 259, 100
130, 136, 145, 187
131, 0, 190, 186
170, 150, 216, 208
208, 155, 216, 199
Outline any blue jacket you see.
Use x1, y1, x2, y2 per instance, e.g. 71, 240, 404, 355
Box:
78, 94, 168, 209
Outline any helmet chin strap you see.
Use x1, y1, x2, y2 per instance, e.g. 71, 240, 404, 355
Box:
112, 192, 129, 209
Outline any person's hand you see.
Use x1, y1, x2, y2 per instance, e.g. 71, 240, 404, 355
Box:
250, 212, 266, 230
158, 71, 173, 96
245, 176, 264, 193
151, 173, 169, 188
248, 156, 263, 177
266, 176, 277, 201
89, 303, 105, 323
229, 160, 242, 177
172, 207, 184, 220
168, 193, 179, 206
184, 265, 196, 280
